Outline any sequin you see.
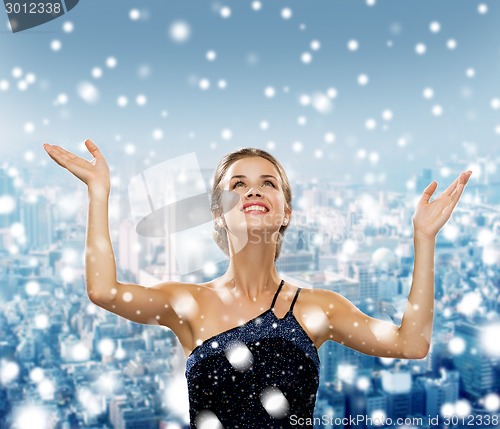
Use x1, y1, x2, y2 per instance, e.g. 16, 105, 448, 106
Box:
185, 280, 320, 428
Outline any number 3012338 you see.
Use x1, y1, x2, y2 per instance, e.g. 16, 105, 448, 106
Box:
5, 2, 62, 14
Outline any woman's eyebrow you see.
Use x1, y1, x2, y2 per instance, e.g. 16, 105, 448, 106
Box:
230, 174, 278, 180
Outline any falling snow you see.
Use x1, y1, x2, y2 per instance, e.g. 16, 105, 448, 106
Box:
169, 20, 190, 42
50, 39, 62, 51
348, 40, 359, 51
62, 21, 74, 32
281, 8, 292, 20
77, 81, 99, 103
0, 1, 498, 426
358, 74, 369, 85
415, 43, 426, 55
261, 387, 290, 418
220, 7, 231, 19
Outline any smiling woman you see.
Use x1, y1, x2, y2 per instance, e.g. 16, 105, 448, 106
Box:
210, 147, 293, 261
42, 139, 471, 429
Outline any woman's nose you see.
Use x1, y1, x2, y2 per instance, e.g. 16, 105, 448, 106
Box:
245, 187, 262, 198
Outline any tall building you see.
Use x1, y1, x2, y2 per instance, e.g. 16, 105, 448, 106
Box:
336, 259, 377, 301
108, 389, 158, 429
276, 251, 315, 272
420, 370, 459, 416
379, 370, 412, 421
377, 274, 399, 300
0, 168, 20, 229
315, 386, 346, 428
20, 194, 53, 250
452, 321, 500, 400
410, 380, 426, 417
337, 368, 388, 429
284, 270, 360, 302
319, 341, 337, 384
365, 391, 388, 429
386, 392, 411, 421
350, 263, 378, 301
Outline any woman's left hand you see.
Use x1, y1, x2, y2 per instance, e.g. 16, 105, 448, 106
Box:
412, 170, 472, 240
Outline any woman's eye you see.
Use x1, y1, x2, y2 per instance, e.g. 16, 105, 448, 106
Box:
232, 180, 274, 189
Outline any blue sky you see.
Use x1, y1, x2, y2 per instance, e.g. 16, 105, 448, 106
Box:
1, 0, 499, 191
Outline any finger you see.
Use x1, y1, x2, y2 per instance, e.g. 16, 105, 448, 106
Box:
44, 145, 82, 168
450, 181, 464, 198
43, 144, 74, 169
43, 145, 67, 168
440, 174, 461, 197
85, 139, 105, 160
443, 183, 465, 215
419, 181, 438, 204
441, 171, 471, 197
43, 145, 94, 176
450, 171, 472, 198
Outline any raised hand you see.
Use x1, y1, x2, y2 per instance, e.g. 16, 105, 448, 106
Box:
42, 139, 110, 198
412, 171, 472, 240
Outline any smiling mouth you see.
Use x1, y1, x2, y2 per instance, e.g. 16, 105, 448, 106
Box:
243, 205, 269, 213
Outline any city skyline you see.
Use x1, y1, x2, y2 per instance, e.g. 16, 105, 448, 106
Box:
1, 160, 499, 427
1, 1, 500, 428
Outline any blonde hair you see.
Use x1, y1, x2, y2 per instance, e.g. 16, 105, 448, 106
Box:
211, 148, 292, 260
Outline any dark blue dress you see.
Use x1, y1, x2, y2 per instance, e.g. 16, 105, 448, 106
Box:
185, 280, 320, 428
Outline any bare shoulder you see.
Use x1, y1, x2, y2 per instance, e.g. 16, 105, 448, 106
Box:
159, 278, 227, 307
293, 285, 339, 310
150, 279, 210, 296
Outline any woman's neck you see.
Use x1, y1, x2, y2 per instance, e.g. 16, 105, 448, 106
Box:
221, 242, 281, 300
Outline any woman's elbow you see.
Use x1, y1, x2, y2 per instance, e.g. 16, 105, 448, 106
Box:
402, 346, 429, 360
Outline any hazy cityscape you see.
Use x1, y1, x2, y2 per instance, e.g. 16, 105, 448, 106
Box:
2, 0, 500, 427
0, 151, 499, 429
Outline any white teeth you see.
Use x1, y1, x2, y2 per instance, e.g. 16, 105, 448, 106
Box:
243, 205, 268, 212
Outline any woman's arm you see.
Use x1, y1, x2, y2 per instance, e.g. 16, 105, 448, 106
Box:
311, 170, 471, 359
43, 140, 192, 334
397, 233, 435, 358
399, 170, 472, 356
85, 181, 191, 332
85, 179, 115, 303
311, 289, 408, 358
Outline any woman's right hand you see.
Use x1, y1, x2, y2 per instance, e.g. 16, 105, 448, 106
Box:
42, 139, 110, 197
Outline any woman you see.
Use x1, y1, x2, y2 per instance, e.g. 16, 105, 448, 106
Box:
43, 139, 471, 428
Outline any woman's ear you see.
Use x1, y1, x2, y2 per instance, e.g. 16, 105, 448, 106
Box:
283, 208, 292, 226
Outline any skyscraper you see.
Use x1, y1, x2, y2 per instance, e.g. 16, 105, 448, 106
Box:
453, 321, 500, 400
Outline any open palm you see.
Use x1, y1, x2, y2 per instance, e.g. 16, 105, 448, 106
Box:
413, 171, 472, 240
42, 139, 110, 197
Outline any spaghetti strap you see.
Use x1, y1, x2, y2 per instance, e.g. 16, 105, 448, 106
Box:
289, 288, 301, 313
270, 279, 285, 309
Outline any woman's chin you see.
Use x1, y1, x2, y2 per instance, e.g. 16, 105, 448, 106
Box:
225, 213, 282, 235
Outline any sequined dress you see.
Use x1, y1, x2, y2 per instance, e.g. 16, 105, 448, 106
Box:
185, 280, 320, 428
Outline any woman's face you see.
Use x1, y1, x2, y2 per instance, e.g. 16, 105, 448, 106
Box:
218, 156, 290, 250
